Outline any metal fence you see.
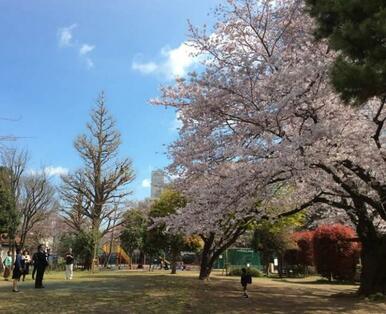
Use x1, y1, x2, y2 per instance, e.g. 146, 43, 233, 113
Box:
213, 248, 261, 270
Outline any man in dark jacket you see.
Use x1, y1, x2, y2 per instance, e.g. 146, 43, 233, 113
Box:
34, 244, 48, 288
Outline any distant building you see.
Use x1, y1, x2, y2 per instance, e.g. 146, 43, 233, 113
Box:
151, 170, 165, 198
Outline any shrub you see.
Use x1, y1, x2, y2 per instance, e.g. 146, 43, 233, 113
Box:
284, 231, 314, 267
313, 224, 360, 282
228, 267, 263, 277
181, 253, 196, 264
294, 231, 314, 266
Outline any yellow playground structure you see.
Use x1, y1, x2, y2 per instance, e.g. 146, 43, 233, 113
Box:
101, 242, 131, 265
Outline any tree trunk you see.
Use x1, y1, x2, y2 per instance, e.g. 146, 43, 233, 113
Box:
128, 254, 132, 270
199, 234, 215, 280
91, 241, 98, 272
104, 234, 114, 268
171, 262, 177, 274
358, 237, 386, 295
84, 253, 92, 270
278, 254, 283, 278
199, 243, 213, 280
91, 220, 101, 272
138, 251, 145, 268
170, 249, 179, 275
199, 259, 213, 280
198, 228, 246, 280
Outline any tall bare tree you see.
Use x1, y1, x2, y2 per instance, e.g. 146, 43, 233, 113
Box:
61, 92, 135, 270
18, 173, 56, 248
60, 192, 90, 233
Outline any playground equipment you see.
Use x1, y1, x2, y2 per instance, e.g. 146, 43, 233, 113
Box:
101, 242, 131, 266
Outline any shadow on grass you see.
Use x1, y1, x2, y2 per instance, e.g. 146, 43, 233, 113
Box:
0, 272, 384, 314
271, 277, 360, 286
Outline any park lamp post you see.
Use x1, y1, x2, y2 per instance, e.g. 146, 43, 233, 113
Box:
219, 255, 224, 276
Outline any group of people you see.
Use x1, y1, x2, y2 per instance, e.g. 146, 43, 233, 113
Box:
2, 244, 48, 292
2, 245, 74, 292
149, 257, 170, 271
2, 249, 32, 284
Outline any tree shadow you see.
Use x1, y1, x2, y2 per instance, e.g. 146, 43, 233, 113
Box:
271, 278, 360, 286
0, 272, 384, 314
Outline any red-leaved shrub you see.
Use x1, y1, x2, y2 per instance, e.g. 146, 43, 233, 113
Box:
313, 224, 360, 281
294, 231, 314, 266
284, 231, 315, 266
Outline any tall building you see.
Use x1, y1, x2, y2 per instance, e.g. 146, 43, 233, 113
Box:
151, 170, 165, 198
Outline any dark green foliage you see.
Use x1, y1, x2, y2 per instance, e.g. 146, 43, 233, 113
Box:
0, 186, 17, 234
228, 267, 263, 278
306, 0, 386, 104
120, 209, 147, 257
147, 189, 200, 273
181, 252, 196, 264
147, 189, 187, 254
0, 169, 19, 238
58, 231, 97, 270
251, 214, 304, 270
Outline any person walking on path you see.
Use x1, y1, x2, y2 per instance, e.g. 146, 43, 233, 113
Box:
65, 248, 74, 280
12, 248, 23, 292
3, 251, 12, 281
21, 249, 31, 281
240, 268, 252, 298
34, 244, 48, 288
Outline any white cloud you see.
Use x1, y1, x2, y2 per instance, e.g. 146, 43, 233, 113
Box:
132, 41, 200, 79
79, 44, 95, 55
58, 24, 77, 47
141, 179, 151, 188
162, 42, 198, 77
29, 166, 69, 177
57, 24, 95, 69
132, 61, 158, 74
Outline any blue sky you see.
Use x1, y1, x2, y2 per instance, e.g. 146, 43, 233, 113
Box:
0, 0, 219, 200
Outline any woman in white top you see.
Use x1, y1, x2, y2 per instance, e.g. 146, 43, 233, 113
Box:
22, 250, 31, 281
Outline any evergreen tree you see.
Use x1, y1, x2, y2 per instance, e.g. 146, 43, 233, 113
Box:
0, 171, 18, 241
305, 0, 386, 104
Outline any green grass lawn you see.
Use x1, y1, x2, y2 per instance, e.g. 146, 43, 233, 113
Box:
0, 270, 385, 313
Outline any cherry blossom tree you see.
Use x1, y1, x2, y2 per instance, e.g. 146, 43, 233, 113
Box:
153, 0, 385, 294
163, 163, 264, 279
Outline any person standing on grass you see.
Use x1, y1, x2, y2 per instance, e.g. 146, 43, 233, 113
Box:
34, 244, 48, 288
21, 249, 31, 281
46, 248, 53, 272
3, 251, 12, 281
12, 248, 23, 292
240, 268, 252, 298
65, 248, 74, 280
